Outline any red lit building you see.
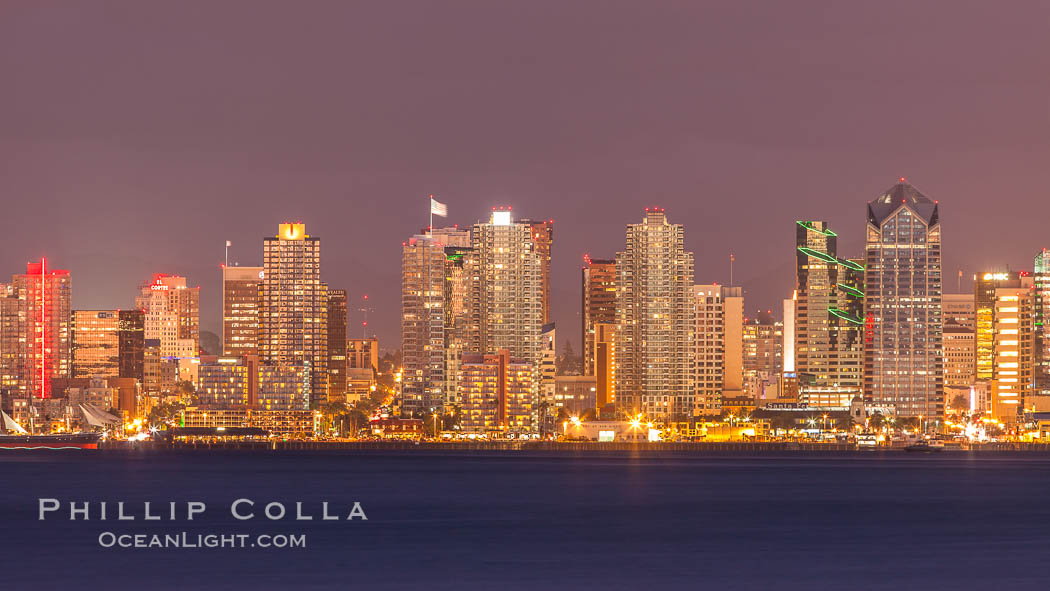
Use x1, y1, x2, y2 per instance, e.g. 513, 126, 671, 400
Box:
12, 259, 72, 398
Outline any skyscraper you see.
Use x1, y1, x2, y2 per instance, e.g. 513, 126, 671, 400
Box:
694, 284, 744, 416
401, 233, 450, 414
615, 208, 695, 421
943, 326, 976, 388
260, 223, 328, 406
942, 293, 976, 330
222, 265, 263, 357
348, 337, 379, 373
465, 210, 546, 366
990, 279, 1035, 423
327, 289, 348, 403
582, 256, 616, 377
863, 180, 943, 418
522, 219, 554, 324
71, 310, 120, 378
118, 309, 145, 381
13, 259, 72, 399
742, 311, 783, 400
594, 323, 616, 415
0, 284, 18, 394
1035, 249, 1050, 395
135, 274, 200, 360
974, 271, 1022, 383
794, 221, 863, 407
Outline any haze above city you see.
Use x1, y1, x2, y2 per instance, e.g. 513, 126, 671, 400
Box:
3, 2, 1049, 349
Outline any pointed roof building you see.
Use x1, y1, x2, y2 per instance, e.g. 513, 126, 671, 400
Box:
867, 179, 939, 227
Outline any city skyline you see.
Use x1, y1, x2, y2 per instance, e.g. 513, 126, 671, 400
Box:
4, 3, 1050, 350
0, 182, 1047, 354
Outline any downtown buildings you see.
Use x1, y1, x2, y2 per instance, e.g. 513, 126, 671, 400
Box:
400, 231, 461, 415
793, 221, 863, 408
221, 265, 263, 357
693, 284, 744, 416
614, 208, 695, 422
400, 208, 549, 434
582, 256, 617, 416
3, 260, 73, 399
260, 223, 328, 407
863, 181, 943, 419
1036, 250, 1050, 396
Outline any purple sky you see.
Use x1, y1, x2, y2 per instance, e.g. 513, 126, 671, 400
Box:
3, 1, 1049, 350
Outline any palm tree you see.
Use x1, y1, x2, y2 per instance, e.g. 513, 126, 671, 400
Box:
868, 412, 885, 430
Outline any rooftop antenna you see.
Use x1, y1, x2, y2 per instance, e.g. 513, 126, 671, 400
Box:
358, 294, 374, 339
730, 253, 735, 286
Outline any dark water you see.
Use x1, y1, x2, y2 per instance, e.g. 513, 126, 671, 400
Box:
3, 450, 1050, 590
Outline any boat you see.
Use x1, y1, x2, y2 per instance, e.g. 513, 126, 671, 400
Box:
0, 432, 101, 450
904, 440, 944, 453
0, 409, 101, 450
856, 434, 880, 449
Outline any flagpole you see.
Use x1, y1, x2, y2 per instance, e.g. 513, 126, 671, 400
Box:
429, 194, 433, 236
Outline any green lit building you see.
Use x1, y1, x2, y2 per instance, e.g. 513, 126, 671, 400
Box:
794, 220, 863, 407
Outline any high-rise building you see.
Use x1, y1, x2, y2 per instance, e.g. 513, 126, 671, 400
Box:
142, 338, 176, 398
615, 208, 695, 421
990, 279, 1035, 424
13, 260, 72, 398
593, 323, 616, 415
442, 243, 473, 404
260, 223, 328, 406
540, 323, 557, 405
943, 326, 976, 388
783, 293, 796, 373
1033, 249, 1050, 395
0, 284, 18, 394
135, 274, 200, 360
942, 293, 976, 330
465, 210, 546, 361
348, 337, 379, 373
582, 256, 616, 376
118, 309, 145, 381
222, 266, 263, 357
974, 271, 1022, 383
522, 219, 554, 324
794, 221, 863, 407
693, 284, 744, 416
401, 234, 449, 414
742, 311, 784, 400
72, 310, 120, 378
863, 180, 943, 418
462, 209, 546, 430
327, 289, 348, 403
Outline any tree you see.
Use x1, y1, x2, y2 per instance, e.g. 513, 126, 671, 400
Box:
148, 401, 185, 428
317, 401, 348, 437
175, 380, 197, 404
868, 412, 885, 430
950, 394, 969, 411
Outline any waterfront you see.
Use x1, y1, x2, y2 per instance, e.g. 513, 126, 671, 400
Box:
5, 451, 1050, 590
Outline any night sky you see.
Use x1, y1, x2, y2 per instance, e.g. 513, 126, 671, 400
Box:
3, 1, 1049, 350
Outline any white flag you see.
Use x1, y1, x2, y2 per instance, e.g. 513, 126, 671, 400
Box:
430, 196, 448, 217
226, 240, 232, 247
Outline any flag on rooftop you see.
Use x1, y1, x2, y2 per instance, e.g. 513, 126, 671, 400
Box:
430, 195, 448, 217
